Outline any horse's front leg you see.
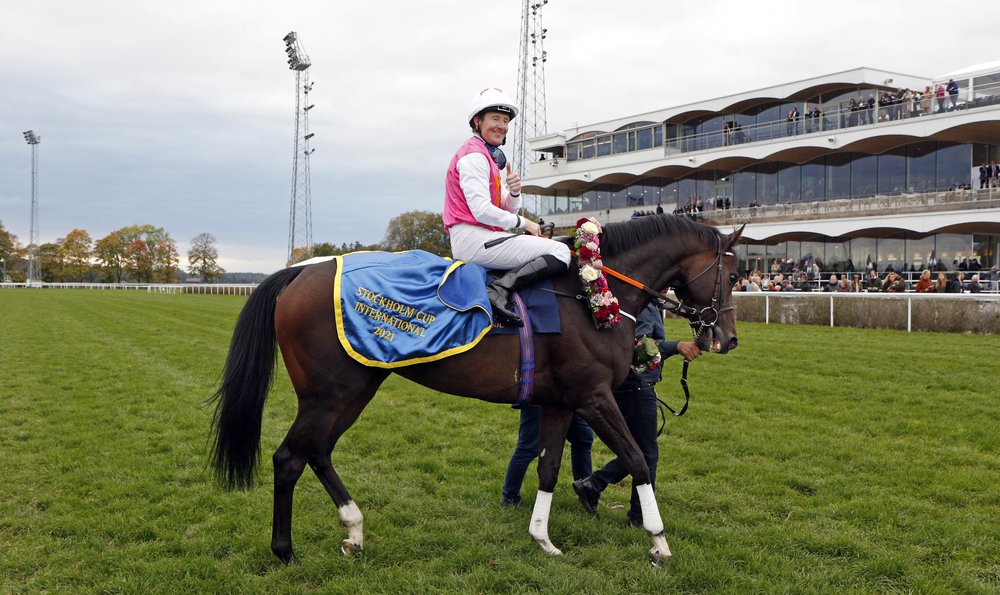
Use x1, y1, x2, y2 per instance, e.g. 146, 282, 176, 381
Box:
528, 406, 572, 556
577, 393, 671, 566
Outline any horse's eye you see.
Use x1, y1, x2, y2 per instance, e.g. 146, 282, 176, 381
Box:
729, 273, 739, 285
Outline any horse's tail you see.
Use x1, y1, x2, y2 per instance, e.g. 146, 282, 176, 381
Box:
210, 265, 305, 490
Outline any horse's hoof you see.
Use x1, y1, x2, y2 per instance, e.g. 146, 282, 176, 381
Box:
273, 549, 296, 566
533, 538, 563, 556
340, 539, 362, 556
648, 546, 671, 566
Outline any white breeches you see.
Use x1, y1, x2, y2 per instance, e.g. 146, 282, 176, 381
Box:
449, 223, 571, 270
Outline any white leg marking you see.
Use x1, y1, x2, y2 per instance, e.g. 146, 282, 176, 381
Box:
528, 490, 562, 556
636, 484, 671, 565
338, 501, 364, 555
636, 484, 664, 535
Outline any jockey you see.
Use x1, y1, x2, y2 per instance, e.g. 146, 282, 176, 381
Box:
443, 87, 571, 326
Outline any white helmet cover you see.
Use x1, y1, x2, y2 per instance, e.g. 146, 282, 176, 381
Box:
468, 87, 518, 128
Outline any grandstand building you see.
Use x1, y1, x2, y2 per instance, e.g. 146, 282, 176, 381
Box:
524, 63, 1000, 277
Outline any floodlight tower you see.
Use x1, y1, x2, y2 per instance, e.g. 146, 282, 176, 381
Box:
512, 0, 549, 216
22, 130, 41, 284
283, 31, 315, 265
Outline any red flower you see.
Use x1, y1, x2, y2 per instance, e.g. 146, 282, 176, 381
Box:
576, 218, 590, 228
577, 245, 593, 259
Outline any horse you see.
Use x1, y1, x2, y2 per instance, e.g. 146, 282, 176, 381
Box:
210, 214, 744, 566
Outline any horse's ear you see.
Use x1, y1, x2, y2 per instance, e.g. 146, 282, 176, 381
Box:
726, 224, 746, 250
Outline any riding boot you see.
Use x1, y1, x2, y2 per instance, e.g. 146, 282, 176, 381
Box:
487, 255, 567, 327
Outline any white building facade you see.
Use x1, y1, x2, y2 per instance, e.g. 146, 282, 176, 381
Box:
524, 65, 1000, 275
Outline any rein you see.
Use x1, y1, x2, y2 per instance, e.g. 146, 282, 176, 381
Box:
563, 235, 733, 419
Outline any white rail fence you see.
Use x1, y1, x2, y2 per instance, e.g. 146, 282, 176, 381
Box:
732, 291, 1000, 334
0, 282, 257, 295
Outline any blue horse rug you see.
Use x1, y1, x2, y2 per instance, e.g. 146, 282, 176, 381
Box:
333, 250, 561, 368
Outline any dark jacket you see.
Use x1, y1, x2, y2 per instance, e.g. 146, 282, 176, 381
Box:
619, 303, 680, 388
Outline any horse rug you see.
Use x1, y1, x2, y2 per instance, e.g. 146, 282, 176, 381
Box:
333, 250, 560, 368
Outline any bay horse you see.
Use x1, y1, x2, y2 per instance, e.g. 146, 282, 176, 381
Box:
210, 214, 743, 565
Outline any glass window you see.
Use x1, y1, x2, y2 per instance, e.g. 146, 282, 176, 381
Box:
936, 143, 971, 190
936, 233, 971, 270
851, 154, 878, 197
878, 237, 905, 272
757, 163, 779, 205
611, 186, 629, 209
578, 190, 596, 212
733, 170, 756, 207
877, 150, 907, 195
825, 240, 849, 272
907, 142, 936, 193
766, 242, 787, 274
662, 180, 679, 211
907, 235, 935, 272
580, 140, 595, 160
637, 127, 653, 150
678, 177, 697, 209
973, 234, 998, 270
777, 163, 801, 203
801, 240, 825, 272
567, 143, 579, 161
653, 125, 663, 147
801, 161, 826, 201
612, 132, 628, 154
850, 237, 877, 272
746, 242, 767, 275
826, 153, 852, 199
596, 135, 612, 157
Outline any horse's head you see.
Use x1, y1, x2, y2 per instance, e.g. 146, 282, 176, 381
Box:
670, 224, 744, 354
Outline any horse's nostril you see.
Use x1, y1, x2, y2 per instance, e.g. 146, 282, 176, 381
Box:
729, 336, 739, 350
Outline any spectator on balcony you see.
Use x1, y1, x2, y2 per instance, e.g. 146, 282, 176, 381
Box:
966, 274, 982, 293
915, 269, 935, 293
865, 267, 882, 291
946, 272, 964, 293
947, 79, 959, 109
992, 161, 1000, 188
850, 274, 864, 292
935, 84, 947, 112
920, 86, 933, 116
786, 106, 799, 136
823, 274, 839, 292
934, 271, 949, 293
980, 163, 991, 189
882, 270, 906, 292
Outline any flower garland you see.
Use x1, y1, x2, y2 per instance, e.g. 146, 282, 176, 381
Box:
574, 217, 621, 329
631, 336, 661, 373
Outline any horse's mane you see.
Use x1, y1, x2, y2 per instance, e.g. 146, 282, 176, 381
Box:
600, 214, 721, 257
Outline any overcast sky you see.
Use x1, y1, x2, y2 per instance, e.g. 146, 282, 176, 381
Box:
1, 1, 996, 274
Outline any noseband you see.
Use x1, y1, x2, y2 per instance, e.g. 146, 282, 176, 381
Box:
663, 236, 735, 345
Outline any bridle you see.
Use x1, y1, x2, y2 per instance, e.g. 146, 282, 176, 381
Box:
588, 235, 735, 421
599, 234, 734, 345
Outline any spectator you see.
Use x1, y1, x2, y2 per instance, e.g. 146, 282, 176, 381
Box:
882, 270, 906, 292
981, 163, 991, 189
946, 79, 959, 109
865, 267, 882, 291
946, 272, 963, 293
850, 274, 864, 292
572, 303, 700, 525
787, 105, 799, 136
915, 269, 934, 293
747, 276, 762, 292
966, 274, 982, 293
502, 407, 593, 506
835, 278, 851, 292
935, 84, 946, 112
920, 86, 932, 116
823, 274, 839, 292
934, 271, 949, 293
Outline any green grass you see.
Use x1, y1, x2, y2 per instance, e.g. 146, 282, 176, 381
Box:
1, 289, 998, 593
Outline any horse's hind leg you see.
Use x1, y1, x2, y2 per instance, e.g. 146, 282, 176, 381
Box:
271, 373, 385, 564
307, 374, 386, 556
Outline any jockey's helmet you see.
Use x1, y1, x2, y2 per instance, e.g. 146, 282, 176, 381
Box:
468, 87, 518, 130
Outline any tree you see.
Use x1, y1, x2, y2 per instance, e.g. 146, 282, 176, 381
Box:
59, 228, 93, 282
37, 242, 63, 282
0, 220, 18, 281
94, 231, 126, 282
381, 210, 450, 256
151, 236, 179, 282
125, 238, 154, 282
187, 233, 225, 283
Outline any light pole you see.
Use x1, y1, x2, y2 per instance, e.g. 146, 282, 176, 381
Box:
22, 130, 41, 285
282, 32, 315, 266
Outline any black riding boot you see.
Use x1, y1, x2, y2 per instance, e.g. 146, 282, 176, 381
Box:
487, 255, 566, 327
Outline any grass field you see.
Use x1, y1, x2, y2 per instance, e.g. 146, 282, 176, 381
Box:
1, 289, 998, 593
